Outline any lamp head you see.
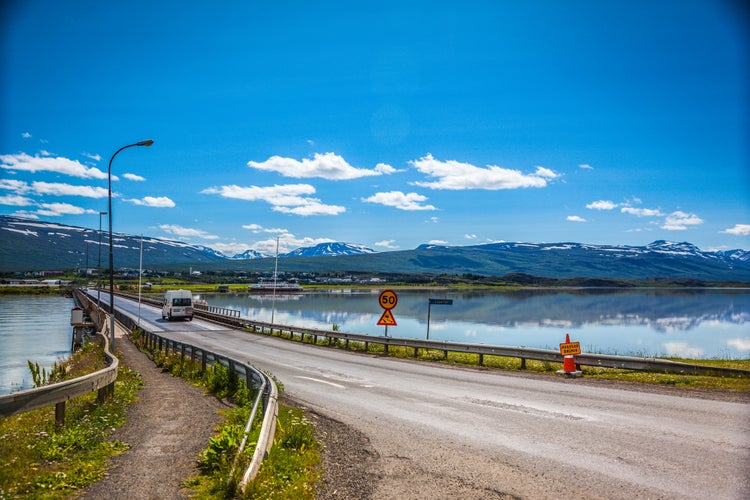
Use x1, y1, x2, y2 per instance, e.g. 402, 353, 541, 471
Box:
136, 139, 154, 147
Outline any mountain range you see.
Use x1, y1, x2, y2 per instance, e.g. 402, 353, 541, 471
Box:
1, 215, 749, 281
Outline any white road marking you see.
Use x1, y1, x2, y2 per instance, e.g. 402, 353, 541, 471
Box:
295, 376, 346, 389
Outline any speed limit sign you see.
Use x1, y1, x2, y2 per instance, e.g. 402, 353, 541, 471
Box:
378, 290, 398, 310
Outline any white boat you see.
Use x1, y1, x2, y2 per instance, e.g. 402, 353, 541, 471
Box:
249, 277, 303, 293
249, 237, 303, 293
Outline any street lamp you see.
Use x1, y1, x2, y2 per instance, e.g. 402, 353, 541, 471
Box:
108, 139, 154, 350
97, 211, 107, 312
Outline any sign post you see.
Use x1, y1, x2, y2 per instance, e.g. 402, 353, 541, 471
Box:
427, 298, 453, 340
377, 290, 398, 336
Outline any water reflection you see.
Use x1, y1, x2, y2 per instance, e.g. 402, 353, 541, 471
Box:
197, 289, 750, 359
0, 295, 74, 395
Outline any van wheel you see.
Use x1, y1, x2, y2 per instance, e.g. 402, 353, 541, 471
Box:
188, 316, 193, 321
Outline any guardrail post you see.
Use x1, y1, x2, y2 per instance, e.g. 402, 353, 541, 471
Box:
520, 358, 527, 370
55, 402, 65, 428
478, 353, 484, 366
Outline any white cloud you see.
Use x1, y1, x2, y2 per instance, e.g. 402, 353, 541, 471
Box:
662, 211, 703, 231
273, 200, 346, 216
242, 225, 287, 234
202, 183, 344, 216
428, 239, 448, 245
465, 234, 477, 239
0, 194, 35, 206
567, 215, 586, 222
663, 341, 704, 358
159, 224, 218, 240
31, 181, 109, 198
727, 338, 750, 351
123, 173, 146, 181
579, 164, 593, 170
362, 191, 436, 211
0, 152, 109, 179
83, 152, 102, 162
22, 132, 31, 139
621, 207, 663, 217
0, 179, 31, 193
253, 233, 335, 255
723, 224, 750, 236
586, 200, 617, 210
248, 152, 396, 180
410, 154, 559, 190
37, 202, 96, 216
375, 239, 399, 249
125, 196, 175, 208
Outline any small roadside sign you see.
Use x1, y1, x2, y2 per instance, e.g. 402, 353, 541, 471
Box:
377, 309, 397, 326
429, 298, 453, 305
379, 290, 398, 310
559, 341, 581, 356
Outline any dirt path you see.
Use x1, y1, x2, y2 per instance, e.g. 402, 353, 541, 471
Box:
79, 327, 227, 499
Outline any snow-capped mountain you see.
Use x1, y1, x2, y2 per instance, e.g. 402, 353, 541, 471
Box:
282, 242, 375, 258
2, 215, 748, 281
231, 249, 268, 260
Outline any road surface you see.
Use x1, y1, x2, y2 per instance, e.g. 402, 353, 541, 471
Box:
104, 292, 750, 499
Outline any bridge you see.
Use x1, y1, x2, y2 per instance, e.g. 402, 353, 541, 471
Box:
4, 290, 749, 498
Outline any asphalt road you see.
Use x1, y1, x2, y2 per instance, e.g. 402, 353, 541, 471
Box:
105, 292, 750, 499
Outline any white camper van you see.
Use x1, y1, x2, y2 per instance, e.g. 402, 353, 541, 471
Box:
162, 289, 194, 321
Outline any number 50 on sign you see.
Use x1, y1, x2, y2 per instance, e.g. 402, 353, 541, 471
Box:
379, 290, 398, 310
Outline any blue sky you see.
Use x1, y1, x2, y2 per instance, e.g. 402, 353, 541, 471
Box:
1, 1, 748, 257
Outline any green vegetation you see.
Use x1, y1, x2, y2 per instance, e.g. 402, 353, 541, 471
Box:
254, 326, 750, 393
0, 339, 142, 499
185, 405, 319, 499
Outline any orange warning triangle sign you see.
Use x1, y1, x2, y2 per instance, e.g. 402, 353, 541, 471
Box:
377, 309, 397, 326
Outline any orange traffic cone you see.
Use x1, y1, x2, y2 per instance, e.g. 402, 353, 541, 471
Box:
562, 354, 577, 373
557, 333, 583, 377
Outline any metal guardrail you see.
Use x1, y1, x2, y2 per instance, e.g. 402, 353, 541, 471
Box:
0, 290, 118, 426
119, 291, 750, 377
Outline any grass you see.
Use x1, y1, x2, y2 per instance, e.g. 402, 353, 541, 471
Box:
0, 339, 142, 499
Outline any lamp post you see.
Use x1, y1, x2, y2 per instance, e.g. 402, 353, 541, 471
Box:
108, 139, 153, 350
97, 211, 107, 312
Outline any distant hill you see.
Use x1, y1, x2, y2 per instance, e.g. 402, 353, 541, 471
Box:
1, 215, 749, 281
282, 242, 375, 258
0, 216, 226, 271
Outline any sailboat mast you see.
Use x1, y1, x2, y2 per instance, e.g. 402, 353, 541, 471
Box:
271, 237, 279, 324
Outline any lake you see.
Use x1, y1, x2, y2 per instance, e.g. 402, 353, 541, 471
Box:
0, 295, 74, 395
2, 289, 749, 395
195, 288, 750, 359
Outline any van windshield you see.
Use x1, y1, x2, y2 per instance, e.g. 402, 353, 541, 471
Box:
172, 298, 192, 306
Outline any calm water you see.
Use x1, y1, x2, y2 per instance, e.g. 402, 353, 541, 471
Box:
2, 290, 749, 395
0, 295, 74, 395
196, 288, 750, 360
